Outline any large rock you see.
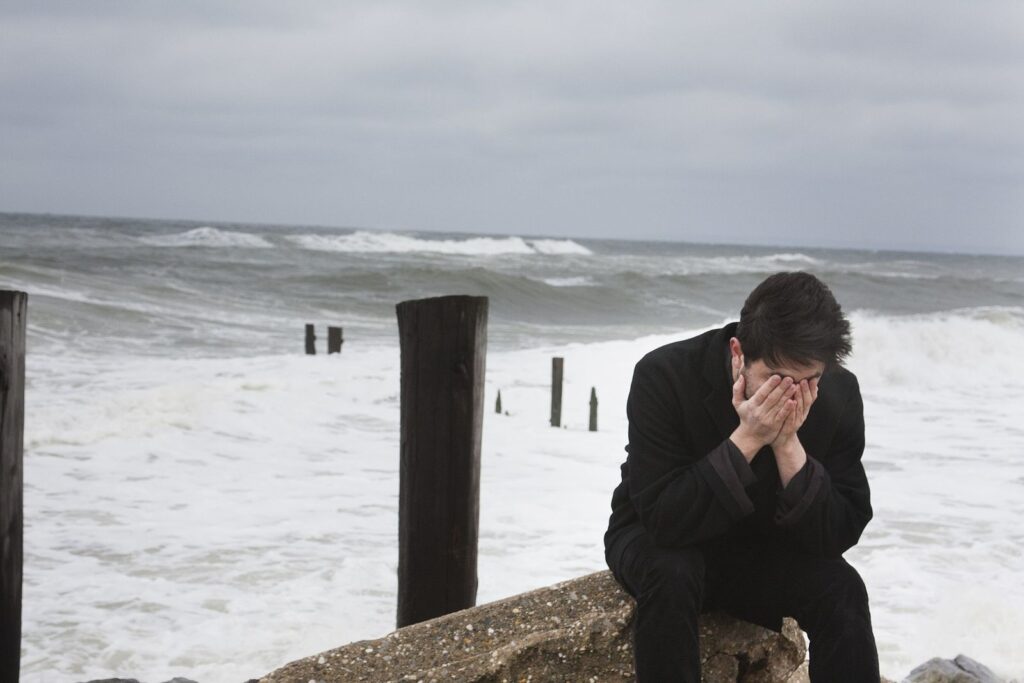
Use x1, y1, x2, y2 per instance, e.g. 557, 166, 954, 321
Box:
258, 569, 809, 682
906, 654, 1010, 683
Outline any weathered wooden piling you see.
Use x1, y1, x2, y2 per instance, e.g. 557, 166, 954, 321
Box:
327, 326, 344, 354
495, 390, 502, 414
1, 290, 26, 683
395, 295, 488, 628
550, 357, 564, 427
304, 324, 316, 355
589, 387, 598, 432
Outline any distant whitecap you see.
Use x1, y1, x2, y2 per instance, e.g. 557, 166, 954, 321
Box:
285, 231, 592, 256
139, 227, 273, 248
526, 239, 593, 255
542, 276, 595, 287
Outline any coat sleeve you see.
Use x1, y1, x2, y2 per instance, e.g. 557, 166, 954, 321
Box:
770, 374, 873, 558
626, 357, 759, 548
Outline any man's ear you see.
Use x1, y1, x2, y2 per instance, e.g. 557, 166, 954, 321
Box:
729, 337, 744, 366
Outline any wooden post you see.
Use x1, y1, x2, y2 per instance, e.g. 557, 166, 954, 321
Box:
305, 324, 316, 355
550, 357, 564, 427
589, 387, 598, 432
327, 326, 344, 354
395, 295, 487, 628
1, 290, 26, 683
495, 390, 502, 414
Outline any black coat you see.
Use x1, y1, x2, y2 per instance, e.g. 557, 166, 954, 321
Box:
603, 322, 873, 569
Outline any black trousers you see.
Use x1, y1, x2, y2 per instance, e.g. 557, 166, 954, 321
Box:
607, 531, 880, 682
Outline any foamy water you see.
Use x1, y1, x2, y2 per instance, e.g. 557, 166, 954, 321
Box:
3, 213, 1023, 681
139, 226, 275, 249
283, 229, 592, 256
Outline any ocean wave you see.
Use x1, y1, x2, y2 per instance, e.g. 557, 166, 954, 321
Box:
541, 276, 596, 287
285, 231, 593, 256
754, 252, 823, 265
846, 307, 1024, 390
527, 239, 593, 255
698, 252, 827, 272
139, 227, 273, 248
617, 252, 830, 277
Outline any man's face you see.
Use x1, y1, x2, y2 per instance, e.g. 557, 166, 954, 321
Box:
729, 337, 825, 400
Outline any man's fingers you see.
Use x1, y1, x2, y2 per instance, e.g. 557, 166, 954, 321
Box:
732, 373, 745, 408
774, 398, 796, 427
764, 376, 794, 408
798, 380, 810, 418
750, 374, 781, 406
786, 399, 798, 429
769, 385, 797, 421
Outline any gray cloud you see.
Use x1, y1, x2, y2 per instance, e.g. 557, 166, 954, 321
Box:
1, 0, 1021, 253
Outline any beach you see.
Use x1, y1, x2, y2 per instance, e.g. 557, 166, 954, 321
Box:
3, 212, 1023, 681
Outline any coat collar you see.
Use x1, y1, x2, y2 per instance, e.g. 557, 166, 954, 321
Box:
703, 321, 741, 439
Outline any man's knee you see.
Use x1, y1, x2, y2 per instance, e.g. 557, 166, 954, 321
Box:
637, 545, 706, 608
830, 558, 869, 607
800, 557, 871, 634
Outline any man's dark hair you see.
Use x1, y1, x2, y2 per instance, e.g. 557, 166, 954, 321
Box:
735, 271, 852, 369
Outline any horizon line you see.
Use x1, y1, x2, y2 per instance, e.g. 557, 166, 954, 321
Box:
2, 208, 1021, 260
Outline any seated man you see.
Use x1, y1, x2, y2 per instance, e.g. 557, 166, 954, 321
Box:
603, 271, 879, 682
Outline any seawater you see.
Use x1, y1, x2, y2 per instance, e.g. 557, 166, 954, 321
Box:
2, 212, 1023, 681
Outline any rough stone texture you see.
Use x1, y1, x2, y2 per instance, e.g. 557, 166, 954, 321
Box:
906, 654, 1012, 683
259, 569, 809, 682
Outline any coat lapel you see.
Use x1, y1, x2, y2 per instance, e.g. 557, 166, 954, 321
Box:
703, 322, 740, 440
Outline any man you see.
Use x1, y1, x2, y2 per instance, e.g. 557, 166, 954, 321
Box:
603, 271, 879, 682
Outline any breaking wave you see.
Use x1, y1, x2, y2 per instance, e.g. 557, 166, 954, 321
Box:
847, 307, 1024, 390
284, 231, 592, 256
139, 227, 273, 248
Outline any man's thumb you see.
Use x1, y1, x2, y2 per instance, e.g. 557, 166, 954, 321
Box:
732, 373, 744, 406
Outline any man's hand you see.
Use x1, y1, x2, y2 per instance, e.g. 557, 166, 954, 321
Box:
729, 356, 798, 461
772, 377, 818, 448
771, 377, 818, 485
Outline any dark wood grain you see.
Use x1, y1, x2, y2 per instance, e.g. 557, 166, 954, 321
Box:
1, 290, 27, 683
305, 323, 316, 355
395, 295, 488, 628
550, 357, 564, 427
589, 386, 598, 432
327, 326, 344, 354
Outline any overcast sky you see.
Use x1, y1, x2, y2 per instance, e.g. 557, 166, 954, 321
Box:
1, 1, 1022, 254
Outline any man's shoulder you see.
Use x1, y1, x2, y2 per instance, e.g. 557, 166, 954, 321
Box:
635, 324, 730, 375
822, 362, 860, 393
816, 362, 863, 420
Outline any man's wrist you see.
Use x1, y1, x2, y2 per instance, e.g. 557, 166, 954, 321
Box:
773, 436, 807, 486
772, 435, 803, 458
729, 427, 762, 463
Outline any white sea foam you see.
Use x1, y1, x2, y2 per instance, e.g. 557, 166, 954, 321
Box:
285, 230, 592, 256
846, 306, 1024, 391
20, 308, 1024, 682
648, 252, 828, 276
526, 238, 593, 255
139, 227, 273, 248
541, 276, 595, 287
715, 252, 825, 269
